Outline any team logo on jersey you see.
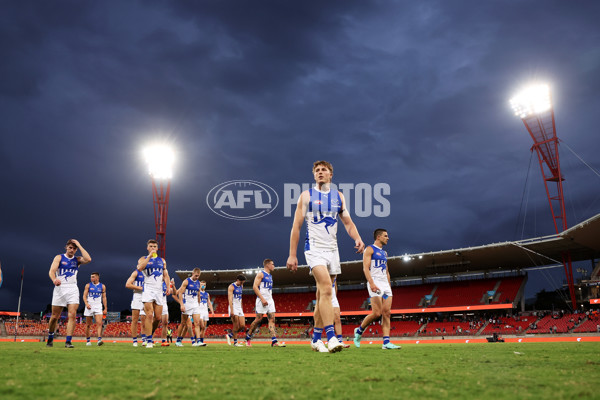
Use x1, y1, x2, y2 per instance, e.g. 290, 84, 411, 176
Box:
61, 261, 68, 265
314, 216, 337, 233
150, 269, 162, 280
207, 180, 279, 220
61, 269, 76, 281
313, 200, 323, 205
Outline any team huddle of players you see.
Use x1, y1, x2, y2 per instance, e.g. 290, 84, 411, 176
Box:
45, 161, 401, 352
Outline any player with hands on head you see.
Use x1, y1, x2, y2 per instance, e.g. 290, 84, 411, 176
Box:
47, 239, 92, 348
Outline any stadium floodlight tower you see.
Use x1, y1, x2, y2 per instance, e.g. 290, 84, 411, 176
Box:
143, 144, 175, 259
510, 83, 576, 309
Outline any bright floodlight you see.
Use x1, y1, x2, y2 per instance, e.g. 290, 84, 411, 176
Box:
143, 144, 175, 179
509, 84, 551, 118
402, 255, 411, 262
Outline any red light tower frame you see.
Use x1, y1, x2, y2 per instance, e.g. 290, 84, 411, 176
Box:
151, 178, 171, 259
516, 93, 576, 309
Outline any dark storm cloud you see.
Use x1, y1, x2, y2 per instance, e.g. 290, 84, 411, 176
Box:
1, 1, 599, 312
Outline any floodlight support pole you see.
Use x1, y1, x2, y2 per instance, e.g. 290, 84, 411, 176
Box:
151, 178, 171, 259
519, 104, 576, 309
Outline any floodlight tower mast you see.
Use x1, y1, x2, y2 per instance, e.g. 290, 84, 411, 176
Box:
144, 145, 175, 259
510, 84, 576, 309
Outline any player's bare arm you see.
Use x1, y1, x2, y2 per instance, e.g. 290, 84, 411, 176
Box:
177, 279, 189, 312
207, 293, 215, 315
227, 284, 234, 314
362, 246, 380, 293
253, 272, 268, 306
287, 191, 308, 272
137, 243, 157, 271
102, 284, 108, 312
49, 255, 61, 286
171, 282, 180, 303
338, 192, 365, 254
71, 239, 92, 265
83, 283, 91, 309
125, 270, 142, 291
163, 262, 171, 295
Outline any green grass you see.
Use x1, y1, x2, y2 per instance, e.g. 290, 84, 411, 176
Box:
1, 341, 599, 399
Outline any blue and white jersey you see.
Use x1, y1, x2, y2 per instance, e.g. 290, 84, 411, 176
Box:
199, 291, 209, 310
259, 271, 273, 299
369, 244, 388, 280
162, 281, 168, 297
142, 256, 164, 290
231, 283, 243, 306
304, 187, 343, 251
132, 270, 144, 299
56, 254, 81, 286
182, 278, 200, 305
87, 282, 103, 306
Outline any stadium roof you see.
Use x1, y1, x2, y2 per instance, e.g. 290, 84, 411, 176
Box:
176, 213, 600, 291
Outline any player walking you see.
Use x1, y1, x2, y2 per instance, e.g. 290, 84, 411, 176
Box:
46, 239, 92, 348
197, 280, 214, 346
287, 161, 364, 353
138, 239, 171, 348
246, 259, 286, 348
176, 268, 202, 347
226, 275, 247, 347
125, 268, 146, 346
83, 272, 107, 346
354, 229, 401, 350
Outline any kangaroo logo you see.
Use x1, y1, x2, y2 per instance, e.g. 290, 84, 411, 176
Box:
61, 270, 76, 281
151, 269, 163, 281
314, 216, 337, 233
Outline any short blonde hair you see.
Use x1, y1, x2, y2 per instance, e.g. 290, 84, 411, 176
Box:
312, 160, 333, 174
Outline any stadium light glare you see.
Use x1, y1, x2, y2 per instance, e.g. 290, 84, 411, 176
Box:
402, 255, 411, 262
509, 84, 551, 118
143, 144, 175, 180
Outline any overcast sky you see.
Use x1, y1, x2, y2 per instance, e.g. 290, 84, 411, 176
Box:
1, 1, 599, 313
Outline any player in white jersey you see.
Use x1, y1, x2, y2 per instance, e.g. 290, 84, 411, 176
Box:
245, 259, 286, 347
226, 274, 247, 347
137, 239, 171, 348
354, 229, 400, 350
197, 280, 214, 346
47, 239, 92, 348
125, 269, 146, 346
176, 268, 202, 347
172, 280, 194, 347
83, 272, 107, 346
287, 161, 364, 353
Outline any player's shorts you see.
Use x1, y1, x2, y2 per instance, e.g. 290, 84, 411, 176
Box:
142, 287, 164, 306
255, 297, 276, 314
84, 303, 103, 317
229, 303, 244, 317
367, 278, 393, 298
305, 248, 341, 275
161, 296, 168, 316
51, 285, 80, 307
199, 307, 209, 321
140, 309, 146, 316
131, 292, 144, 310
183, 303, 201, 316
331, 291, 340, 308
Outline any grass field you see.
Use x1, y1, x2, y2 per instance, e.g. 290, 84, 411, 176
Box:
1, 341, 599, 399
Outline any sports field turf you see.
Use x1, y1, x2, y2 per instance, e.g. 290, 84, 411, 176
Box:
1, 341, 599, 399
